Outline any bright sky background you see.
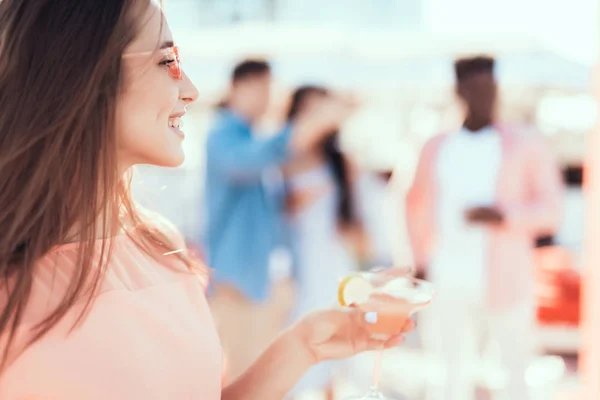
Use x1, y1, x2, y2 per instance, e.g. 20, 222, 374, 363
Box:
425, 0, 599, 65
168, 0, 599, 64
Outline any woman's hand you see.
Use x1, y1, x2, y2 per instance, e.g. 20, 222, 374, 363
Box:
223, 307, 415, 400
291, 307, 415, 364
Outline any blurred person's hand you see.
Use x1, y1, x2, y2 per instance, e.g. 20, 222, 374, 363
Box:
310, 97, 354, 130
291, 97, 354, 152
291, 307, 414, 363
465, 206, 504, 226
331, 91, 361, 111
340, 222, 371, 264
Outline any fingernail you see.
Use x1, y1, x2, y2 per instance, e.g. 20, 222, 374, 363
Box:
365, 312, 378, 324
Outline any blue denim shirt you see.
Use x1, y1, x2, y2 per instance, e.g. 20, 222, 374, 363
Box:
204, 109, 292, 301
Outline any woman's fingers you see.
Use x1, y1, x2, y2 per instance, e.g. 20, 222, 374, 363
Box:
358, 333, 406, 352
358, 315, 416, 351
354, 307, 416, 333
402, 318, 416, 333
339, 307, 418, 354
383, 334, 405, 349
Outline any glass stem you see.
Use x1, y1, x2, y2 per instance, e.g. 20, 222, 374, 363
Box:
370, 350, 383, 392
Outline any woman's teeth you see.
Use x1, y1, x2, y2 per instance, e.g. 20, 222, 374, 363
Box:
169, 117, 183, 129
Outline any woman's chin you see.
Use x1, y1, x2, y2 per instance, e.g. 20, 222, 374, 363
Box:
147, 150, 185, 168
161, 154, 185, 168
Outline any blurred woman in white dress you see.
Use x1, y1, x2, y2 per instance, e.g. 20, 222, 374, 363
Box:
285, 86, 366, 399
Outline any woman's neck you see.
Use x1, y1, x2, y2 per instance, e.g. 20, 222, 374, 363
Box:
62, 208, 122, 245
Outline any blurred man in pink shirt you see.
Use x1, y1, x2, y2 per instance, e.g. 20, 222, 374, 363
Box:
406, 56, 563, 400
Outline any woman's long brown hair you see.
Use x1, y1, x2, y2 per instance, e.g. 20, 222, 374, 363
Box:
0, 0, 203, 370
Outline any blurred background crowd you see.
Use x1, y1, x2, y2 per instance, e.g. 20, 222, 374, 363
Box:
131, 0, 599, 398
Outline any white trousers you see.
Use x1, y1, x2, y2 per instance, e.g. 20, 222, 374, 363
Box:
420, 289, 536, 400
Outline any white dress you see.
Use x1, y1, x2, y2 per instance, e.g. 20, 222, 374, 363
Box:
287, 165, 358, 394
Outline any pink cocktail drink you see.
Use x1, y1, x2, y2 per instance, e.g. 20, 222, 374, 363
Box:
359, 291, 432, 337
340, 272, 435, 400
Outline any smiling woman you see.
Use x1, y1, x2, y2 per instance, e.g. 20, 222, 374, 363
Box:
116, 8, 199, 169
0, 1, 415, 399
0, 0, 215, 397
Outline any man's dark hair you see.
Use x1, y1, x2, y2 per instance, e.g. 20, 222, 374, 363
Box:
454, 56, 495, 82
232, 59, 271, 83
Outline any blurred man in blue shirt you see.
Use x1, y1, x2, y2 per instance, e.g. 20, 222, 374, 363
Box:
205, 59, 349, 380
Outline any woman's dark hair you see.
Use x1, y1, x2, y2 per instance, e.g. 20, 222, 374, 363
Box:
0, 0, 203, 371
287, 86, 358, 227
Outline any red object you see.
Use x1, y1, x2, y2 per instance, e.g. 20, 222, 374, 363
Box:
534, 246, 580, 326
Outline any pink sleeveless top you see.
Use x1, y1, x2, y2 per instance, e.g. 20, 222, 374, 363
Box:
0, 233, 222, 399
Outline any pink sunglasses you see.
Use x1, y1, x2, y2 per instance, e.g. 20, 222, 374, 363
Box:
122, 46, 182, 80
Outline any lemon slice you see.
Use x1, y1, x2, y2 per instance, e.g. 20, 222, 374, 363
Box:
338, 275, 373, 306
